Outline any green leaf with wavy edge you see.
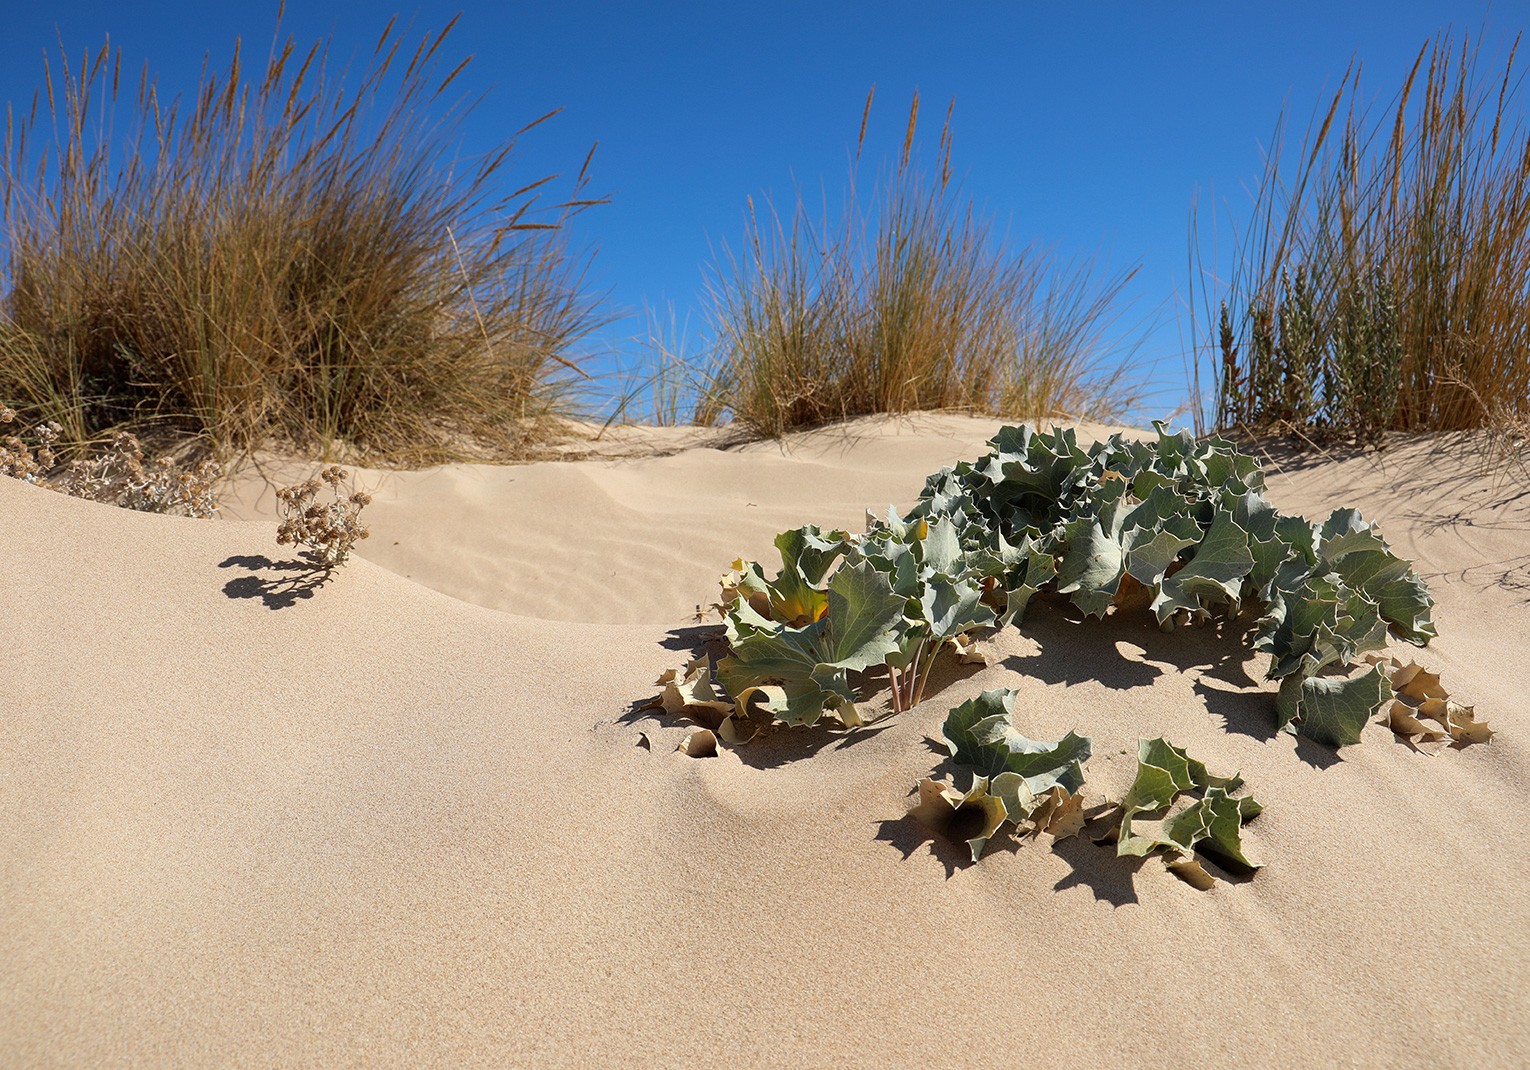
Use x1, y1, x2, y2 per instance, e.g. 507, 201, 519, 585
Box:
1160, 788, 1264, 872
1278, 663, 1393, 747
1055, 517, 1124, 618
998, 545, 1055, 627
1125, 519, 1200, 588
940, 689, 1091, 793
1152, 511, 1254, 620
919, 574, 996, 642
1118, 737, 1247, 857
730, 676, 854, 729
821, 559, 906, 670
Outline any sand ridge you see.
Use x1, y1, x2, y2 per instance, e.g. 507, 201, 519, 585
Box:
3, 414, 1528, 1067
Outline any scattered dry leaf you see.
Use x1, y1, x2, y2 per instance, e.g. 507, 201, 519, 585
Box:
655, 656, 734, 724
945, 632, 991, 666
1367, 654, 1493, 749
908, 777, 1009, 863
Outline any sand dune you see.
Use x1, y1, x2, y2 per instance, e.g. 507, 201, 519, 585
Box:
3, 415, 1527, 1067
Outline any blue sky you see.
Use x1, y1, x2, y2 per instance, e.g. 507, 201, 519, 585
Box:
2, 2, 1523, 421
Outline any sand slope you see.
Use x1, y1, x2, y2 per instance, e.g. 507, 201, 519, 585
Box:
3, 415, 1528, 1067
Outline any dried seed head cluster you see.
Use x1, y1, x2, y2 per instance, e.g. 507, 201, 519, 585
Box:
57, 432, 220, 518
2, 408, 219, 517
0, 407, 60, 481
275, 465, 372, 567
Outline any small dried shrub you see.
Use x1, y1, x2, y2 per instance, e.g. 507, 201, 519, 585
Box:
275, 466, 371, 567
3, 406, 219, 516
0, 405, 58, 480
57, 433, 220, 518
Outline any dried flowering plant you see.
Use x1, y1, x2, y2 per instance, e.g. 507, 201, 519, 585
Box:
275, 465, 372, 567
0, 406, 59, 481
3, 407, 219, 516
57, 432, 220, 518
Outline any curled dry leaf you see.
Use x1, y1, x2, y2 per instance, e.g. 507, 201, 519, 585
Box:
909, 777, 1009, 863
655, 656, 734, 725
1366, 654, 1493, 750
945, 633, 991, 666
677, 728, 718, 758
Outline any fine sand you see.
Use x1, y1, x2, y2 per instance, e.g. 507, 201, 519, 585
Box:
3, 414, 1527, 1067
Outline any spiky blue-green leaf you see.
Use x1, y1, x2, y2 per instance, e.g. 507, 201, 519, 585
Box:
940, 690, 1091, 792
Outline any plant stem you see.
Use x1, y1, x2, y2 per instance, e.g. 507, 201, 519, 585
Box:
911, 640, 939, 707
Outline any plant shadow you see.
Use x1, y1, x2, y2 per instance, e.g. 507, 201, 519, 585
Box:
873, 812, 985, 879
873, 795, 1156, 902
218, 553, 335, 610
1003, 600, 1349, 768
1050, 830, 1147, 907
658, 623, 728, 655
1006, 597, 1260, 693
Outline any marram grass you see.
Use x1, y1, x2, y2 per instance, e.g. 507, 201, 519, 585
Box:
0, 9, 605, 464
685, 90, 1144, 437
1195, 32, 1530, 449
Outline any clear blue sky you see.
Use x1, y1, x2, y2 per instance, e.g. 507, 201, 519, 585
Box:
2, 1, 1523, 421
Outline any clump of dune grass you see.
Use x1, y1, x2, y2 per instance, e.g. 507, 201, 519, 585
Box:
1193, 32, 1530, 446
691, 90, 1143, 437
0, 7, 604, 465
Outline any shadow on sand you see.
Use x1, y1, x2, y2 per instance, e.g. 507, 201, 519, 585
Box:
638, 597, 1314, 900
218, 553, 336, 610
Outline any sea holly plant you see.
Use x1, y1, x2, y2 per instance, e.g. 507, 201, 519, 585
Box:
1108, 736, 1263, 890
679, 423, 1486, 752
909, 688, 1093, 860
645, 423, 1491, 895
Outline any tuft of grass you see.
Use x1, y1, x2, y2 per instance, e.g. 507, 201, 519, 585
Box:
0, 7, 605, 465
1193, 32, 1530, 445
605, 304, 727, 428
690, 89, 1143, 437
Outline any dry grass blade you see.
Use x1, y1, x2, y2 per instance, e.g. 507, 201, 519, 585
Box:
690, 92, 1143, 436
